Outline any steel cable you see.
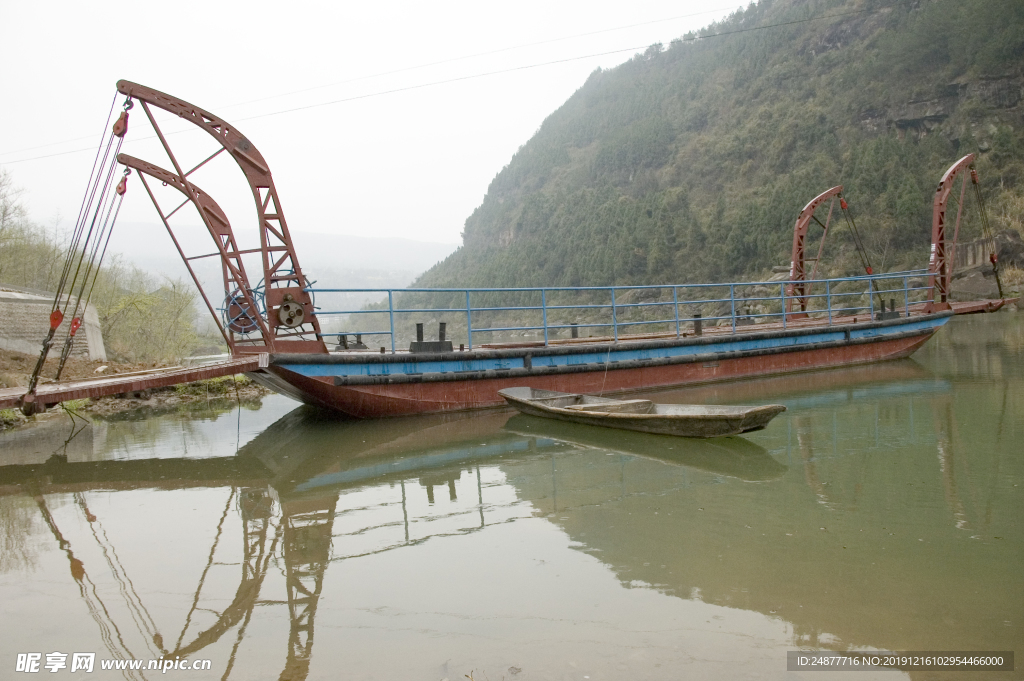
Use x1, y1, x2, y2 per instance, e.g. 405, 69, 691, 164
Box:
971, 180, 1004, 298
52, 94, 117, 308
24, 94, 127, 403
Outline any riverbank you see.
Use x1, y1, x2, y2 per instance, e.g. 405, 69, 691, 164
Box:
0, 347, 173, 386
0, 375, 271, 431
0, 349, 271, 431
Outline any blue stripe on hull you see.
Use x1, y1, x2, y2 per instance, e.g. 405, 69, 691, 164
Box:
278, 316, 949, 379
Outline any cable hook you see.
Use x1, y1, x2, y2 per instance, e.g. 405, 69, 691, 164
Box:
123, 97, 134, 111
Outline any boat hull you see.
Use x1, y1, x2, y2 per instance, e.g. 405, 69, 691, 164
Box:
247, 313, 950, 418
497, 388, 787, 438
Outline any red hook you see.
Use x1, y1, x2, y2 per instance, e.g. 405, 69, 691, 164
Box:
70, 317, 82, 336
840, 198, 848, 210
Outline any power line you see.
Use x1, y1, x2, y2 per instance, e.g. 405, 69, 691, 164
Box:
2, 4, 884, 166
0, 5, 738, 159
243, 5, 878, 122
4, 43, 650, 165
229, 44, 657, 122
218, 4, 741, 111
678, 5, 874, 42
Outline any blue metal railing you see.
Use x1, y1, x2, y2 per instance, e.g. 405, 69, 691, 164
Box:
307, 269, 931, 353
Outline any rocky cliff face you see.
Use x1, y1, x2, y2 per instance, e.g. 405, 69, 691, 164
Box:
861, 74, 1023, 151
414, 0, 1024, 291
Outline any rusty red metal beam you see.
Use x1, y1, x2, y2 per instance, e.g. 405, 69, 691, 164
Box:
927, 154, 976, 312
901, 297, 1017, 316
119, 154, 262, 353
0, 356, 264, 411
786, 186, 843, 320
115, 80, 327, 355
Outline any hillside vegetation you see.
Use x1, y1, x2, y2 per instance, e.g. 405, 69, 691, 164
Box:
415, 0, 1024, 290
0, 169, 210, 362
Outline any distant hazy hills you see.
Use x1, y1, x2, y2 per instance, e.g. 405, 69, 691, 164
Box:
414, 0, 1024, 290
109, 222, 458, 291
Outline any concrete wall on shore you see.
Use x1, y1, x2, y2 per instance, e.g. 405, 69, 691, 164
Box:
0, 283, 106, 361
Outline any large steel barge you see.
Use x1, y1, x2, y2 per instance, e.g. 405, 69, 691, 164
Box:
85, 80, 992, 417
253, 302, 949, 417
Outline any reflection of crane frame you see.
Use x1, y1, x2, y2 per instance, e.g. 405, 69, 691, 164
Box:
280, 498, 337, 680
114, 80, 326, 354
169, 489, 278, 660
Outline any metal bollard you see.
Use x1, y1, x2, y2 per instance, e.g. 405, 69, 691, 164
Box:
439, 322, 447, 342
416, 323, 424, 342
694, 312, 702, 337
570, 323, 578, 339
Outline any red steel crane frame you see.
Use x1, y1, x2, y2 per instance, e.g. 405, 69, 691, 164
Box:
786, 185, 844, 320
926, 153, 976, 312
115, 80, 327, 355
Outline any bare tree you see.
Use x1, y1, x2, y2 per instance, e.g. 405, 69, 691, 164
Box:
0, 168, 207, 362
0, 168, 27, 238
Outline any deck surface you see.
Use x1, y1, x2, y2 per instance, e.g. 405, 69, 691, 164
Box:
0, 356, 262, 411
474, 297, 1016, 349
946, 298, 1018, 314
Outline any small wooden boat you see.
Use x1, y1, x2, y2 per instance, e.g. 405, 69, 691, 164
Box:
498, 387, 786, 438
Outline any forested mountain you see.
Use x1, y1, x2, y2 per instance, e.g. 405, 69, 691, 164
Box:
415, 0, 1024, 289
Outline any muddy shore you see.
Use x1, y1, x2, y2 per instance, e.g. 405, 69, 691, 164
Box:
0, 349, 272, 431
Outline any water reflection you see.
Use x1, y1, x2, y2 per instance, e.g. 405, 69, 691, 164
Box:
504, 414, 787, 481
0, 314, 1021, 679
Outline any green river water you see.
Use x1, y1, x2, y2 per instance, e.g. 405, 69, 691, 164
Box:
1, 312, 1021, 680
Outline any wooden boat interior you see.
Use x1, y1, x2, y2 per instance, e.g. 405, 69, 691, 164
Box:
508, 388, 774, 417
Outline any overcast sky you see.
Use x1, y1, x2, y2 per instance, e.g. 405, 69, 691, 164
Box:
1, 1, 737, 250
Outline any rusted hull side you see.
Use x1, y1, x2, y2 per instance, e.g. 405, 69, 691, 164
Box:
251, 329, 935, 418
